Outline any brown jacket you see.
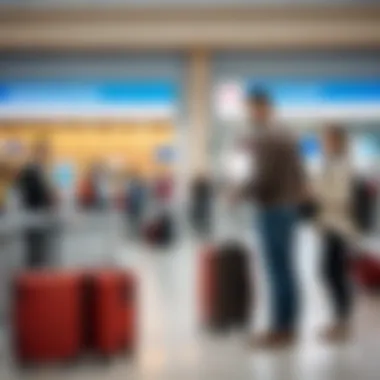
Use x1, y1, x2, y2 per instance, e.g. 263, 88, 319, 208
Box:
247, 127, 305, 207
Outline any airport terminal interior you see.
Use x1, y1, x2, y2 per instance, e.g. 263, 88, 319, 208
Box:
0, 2, 380, 380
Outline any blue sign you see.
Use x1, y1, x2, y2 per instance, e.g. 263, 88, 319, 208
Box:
247, 79, 380, 107
52, 162, 76, 190
0, 80, 177, 106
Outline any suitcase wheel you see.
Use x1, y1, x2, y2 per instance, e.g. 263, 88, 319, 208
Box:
119, 344, 135, 358
204, 319, 231, 335
14, 358, 33, 371
94, 354, 113, 366
14, 354, 81, 371
60, 354, 82, 369
367, 284, 380, 294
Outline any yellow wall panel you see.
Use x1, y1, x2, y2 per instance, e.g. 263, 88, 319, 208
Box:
0, 120, 175, 178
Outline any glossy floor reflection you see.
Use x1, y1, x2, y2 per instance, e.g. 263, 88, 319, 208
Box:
1, 224, 380, 380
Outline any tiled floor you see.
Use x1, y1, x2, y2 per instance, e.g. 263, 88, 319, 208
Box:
1, 219, 380, 380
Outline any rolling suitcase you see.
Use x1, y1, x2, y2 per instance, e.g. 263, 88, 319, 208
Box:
199, 241, 251, 331
199, 246, 216, 327
83, 270, 138, 358
353, 256, 380, 289
352, 239, 380, 290
13, 271, 83, 364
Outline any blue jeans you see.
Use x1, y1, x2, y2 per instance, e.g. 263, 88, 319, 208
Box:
258, 205, 299, 332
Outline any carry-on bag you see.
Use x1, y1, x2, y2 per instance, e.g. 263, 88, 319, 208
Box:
83, 270, 138, 358
13, 271, 83, 364
352, 239, 380, 290
199, 241, 252, 331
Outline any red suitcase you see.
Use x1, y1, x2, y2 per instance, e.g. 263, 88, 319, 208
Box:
84, 270, 137, 358
199, 246, 216, 326
13, 271, 83, 364
353, 253, 380, 289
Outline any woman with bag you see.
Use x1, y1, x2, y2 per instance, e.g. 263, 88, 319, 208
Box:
314, 125, 358, 342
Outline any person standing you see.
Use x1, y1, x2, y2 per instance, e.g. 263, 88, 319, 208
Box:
17, 141, 54, 268
314, 125, 356, 342
190, 173, 213, 237
242, 89, 306, 349
0, 159, 13, 214
125, 171, 147, 237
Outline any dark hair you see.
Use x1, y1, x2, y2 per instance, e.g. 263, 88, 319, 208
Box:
325, 124, 348, 152
247, 87, 272, 106
327, 124, 347, 141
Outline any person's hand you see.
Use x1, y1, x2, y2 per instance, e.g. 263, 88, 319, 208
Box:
300, 183, 316, 203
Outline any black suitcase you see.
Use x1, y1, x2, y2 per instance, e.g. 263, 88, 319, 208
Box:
200, 241, 252, 331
